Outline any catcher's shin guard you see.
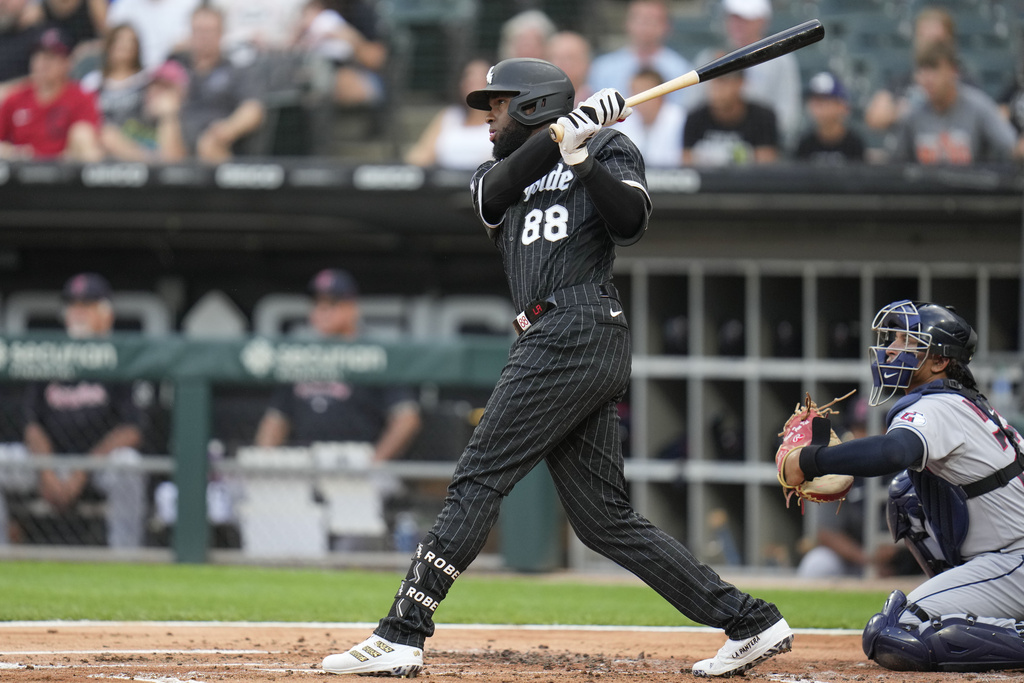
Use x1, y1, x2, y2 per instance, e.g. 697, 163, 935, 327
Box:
864, 591, 1024, 672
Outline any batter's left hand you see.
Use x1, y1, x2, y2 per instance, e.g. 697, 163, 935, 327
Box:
580, 88, 632, 126
555, 108, 600, 165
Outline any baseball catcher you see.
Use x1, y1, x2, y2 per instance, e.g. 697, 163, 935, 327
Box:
780, 300, 1024, 672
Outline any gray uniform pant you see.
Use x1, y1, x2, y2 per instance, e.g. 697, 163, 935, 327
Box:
376, 286, 781, 647
903, 551, 1024, 626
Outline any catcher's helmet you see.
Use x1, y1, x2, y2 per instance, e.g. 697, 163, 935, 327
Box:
465, 58, 574, 126
868, 300, 977, 405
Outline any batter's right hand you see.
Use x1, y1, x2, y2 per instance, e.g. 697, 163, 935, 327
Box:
555, 108, 601, 165
580, 88, 632, 126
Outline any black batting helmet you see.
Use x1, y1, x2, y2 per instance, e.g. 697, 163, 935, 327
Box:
466, 58, 574, 126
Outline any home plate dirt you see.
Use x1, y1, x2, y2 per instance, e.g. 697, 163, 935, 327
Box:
0, 622, 1021, 682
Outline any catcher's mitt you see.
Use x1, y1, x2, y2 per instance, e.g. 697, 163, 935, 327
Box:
775, 391, 856, 508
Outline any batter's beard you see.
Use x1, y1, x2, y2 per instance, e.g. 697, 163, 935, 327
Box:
492, 119, 535, 160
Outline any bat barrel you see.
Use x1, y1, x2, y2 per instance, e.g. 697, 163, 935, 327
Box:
697, 19, 824, 82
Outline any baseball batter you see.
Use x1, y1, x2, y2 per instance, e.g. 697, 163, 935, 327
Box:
781, 300, 1024, 671
321, 58, 793, 679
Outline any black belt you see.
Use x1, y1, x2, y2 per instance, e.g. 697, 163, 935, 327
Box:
513, 283, 617, 336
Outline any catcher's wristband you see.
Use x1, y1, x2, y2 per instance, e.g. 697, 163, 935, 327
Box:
796, 417, 833, 478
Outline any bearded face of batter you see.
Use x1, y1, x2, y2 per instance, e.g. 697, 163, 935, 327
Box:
486, 94, 535, 160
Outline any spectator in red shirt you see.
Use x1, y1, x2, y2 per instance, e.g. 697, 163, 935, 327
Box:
0, 27, 103, 161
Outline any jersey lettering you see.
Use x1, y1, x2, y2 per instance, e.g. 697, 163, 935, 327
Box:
522, 162, 573, 202
521, 205, 570, 245
961, 397, 1016, 451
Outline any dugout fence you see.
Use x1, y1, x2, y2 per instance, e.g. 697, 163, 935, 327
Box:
0, 334, 512, 564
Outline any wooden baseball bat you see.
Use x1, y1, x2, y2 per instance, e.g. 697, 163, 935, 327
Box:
548, 19, 825, 143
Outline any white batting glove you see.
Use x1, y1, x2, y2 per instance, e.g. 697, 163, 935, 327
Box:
555, 108, 601, 165
580, 88, 632, 127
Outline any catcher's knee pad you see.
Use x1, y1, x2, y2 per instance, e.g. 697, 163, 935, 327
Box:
863, 590, 932, 671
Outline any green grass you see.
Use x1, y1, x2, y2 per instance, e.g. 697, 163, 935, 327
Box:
0, 561, 884, 629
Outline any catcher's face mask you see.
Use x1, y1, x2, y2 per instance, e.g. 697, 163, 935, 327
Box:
869, 299, 931, 406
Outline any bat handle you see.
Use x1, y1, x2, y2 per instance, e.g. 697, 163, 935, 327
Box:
546, 74, 694, 144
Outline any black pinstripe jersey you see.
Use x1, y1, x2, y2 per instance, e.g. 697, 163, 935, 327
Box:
470, 129, 649, 312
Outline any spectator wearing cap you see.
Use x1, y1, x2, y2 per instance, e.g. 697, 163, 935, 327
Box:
99, 58, 188, 162
254, 268, 422, 463
0, 27, 103, 161
691, 0, 801, 151
21, 273, 148, 547
794, 71, 865, 164
587, 0, 693, 108
889, 40, 1015, 165
177, 5, 265, 162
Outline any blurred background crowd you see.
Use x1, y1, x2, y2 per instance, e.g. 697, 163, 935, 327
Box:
0, 0, 1021, 168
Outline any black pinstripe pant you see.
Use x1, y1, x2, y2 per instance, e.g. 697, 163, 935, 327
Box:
376, 286, 782, 647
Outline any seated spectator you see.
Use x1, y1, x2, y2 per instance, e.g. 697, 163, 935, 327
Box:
100, 60, 188, 162
81, 23, 185, 161
23, 0, 106, 59
889, 40, 1015, 165
615, 66, 685, 168
404, 57, 491, 170
292, 0, 388, 107
177, 5, 265, 162
23, 273, 148, 548
106, 0, 199, 69
546, 30, 593, 105
80, 24, 148, 134
794, 71, 865, 164
498, 9, 556, 61
0, 28, 102, 161
682, 56, 777, 166
0, 0, 45, 102
254, 268, 422, 457
253, 269, 422, 549
588, 0, 692, 108
864, 6, 957, 134
710, 0, 800, 150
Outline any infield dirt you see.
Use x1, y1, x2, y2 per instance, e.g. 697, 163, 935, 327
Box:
3, 622, 1021, 682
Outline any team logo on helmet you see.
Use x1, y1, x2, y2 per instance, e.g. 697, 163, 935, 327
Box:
486, 66, 494, 84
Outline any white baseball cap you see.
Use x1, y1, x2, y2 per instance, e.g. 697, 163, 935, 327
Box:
723, 0, 772, 20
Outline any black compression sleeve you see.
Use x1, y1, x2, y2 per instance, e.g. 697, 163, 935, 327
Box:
479, 133, 562, 224
799, 429, 924, 479
573, 155, 649, 244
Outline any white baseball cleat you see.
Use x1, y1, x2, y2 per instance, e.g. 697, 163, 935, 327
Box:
691, 618, 794, 677
322, 635, 423, 677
